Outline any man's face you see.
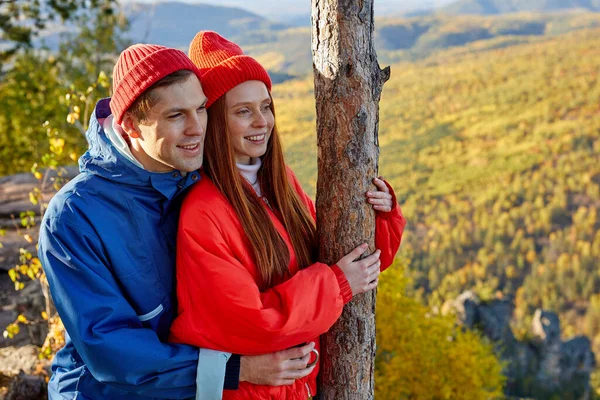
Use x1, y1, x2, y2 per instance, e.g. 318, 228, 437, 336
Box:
124, 75, 208, 173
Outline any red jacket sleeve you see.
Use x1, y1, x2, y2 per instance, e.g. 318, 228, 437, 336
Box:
170, 206, 347, 356
375, 181, 407, 271
287, 170, 406, 272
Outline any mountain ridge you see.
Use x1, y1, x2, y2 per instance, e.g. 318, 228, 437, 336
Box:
440, 0, 600, 15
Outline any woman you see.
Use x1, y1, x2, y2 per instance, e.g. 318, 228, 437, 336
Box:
169, 31, 406, 399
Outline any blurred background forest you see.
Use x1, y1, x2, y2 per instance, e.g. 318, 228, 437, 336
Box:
0, 0, 599, 398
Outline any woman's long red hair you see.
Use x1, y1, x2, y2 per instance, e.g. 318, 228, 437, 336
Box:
203, 95, 317, 291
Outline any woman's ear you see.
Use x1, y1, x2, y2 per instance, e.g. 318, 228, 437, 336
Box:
121, 112, 142, 139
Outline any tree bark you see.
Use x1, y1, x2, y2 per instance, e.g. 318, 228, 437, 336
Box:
311, 0, 389, 399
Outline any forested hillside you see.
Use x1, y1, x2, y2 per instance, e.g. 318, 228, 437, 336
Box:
274, 27, 600, 356
442, 0, 600, 15
244, 11, 600, 75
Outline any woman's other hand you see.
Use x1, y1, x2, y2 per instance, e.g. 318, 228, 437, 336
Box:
366, 177, 393, 213
336, 243, 381, 296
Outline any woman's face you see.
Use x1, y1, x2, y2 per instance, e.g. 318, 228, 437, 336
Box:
225, 80, 274, 165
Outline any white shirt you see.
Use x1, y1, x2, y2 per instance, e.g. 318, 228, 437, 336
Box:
237, 158, 262, 196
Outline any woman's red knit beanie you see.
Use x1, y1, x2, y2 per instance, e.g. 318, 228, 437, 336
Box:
188, 31, 272, 108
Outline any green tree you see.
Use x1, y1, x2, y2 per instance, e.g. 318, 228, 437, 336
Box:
0, 0, 127, 176
0, 0, 119, 64
2, 0, 127, 357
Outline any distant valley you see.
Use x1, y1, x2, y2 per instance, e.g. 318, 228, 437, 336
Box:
37, 1, 600, 81
118, 1, 600, 80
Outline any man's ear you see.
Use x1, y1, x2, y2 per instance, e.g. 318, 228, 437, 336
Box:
121, 112, 142, 139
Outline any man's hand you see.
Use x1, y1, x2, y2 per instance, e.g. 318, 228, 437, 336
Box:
239, 342, 316, 386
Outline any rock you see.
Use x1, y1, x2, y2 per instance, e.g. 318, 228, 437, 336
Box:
0, 343, 51, 399
0, 168, 78, 219
450, 291, 517, 344
532, 310, 562, 392
0, 168, 77, 273
532, 309, 561, 345
0, 170, 72, 400
0, 346, 41, 377
4, 371, 46, 400
448, 290, 479, 328
0, 280, 47, 348
0, 229, 38, 273
450, 291, 596, 399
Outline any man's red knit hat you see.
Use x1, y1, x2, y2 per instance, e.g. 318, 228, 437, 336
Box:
188, 31, 272, 108
110, 44, 203, 124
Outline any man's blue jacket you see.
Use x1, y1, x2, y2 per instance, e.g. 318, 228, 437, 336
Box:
38, 99, 233, 399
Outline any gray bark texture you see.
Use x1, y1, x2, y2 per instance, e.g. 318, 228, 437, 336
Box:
311, 0, 389, 398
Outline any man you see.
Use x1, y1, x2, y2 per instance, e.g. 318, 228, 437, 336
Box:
38, 44, 315, 400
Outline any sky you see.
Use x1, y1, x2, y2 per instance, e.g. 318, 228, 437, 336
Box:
127, 0, 458, 21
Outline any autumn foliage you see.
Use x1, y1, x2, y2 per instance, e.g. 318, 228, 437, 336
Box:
375, 260, 504, 399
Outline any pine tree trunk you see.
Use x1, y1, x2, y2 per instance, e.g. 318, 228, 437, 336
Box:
311, 0, 389, 398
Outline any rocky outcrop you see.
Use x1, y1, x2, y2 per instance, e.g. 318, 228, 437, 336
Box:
0, 168, 77, 272
447, 291, 596, 400
0, 169, 76, 399
3, 371, 47, 400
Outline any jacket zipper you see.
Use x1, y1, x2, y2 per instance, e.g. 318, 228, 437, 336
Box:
306, 382, 312, 398
261, 196, 272, 210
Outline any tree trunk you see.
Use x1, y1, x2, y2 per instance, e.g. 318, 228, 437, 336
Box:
311, 0, 389, 399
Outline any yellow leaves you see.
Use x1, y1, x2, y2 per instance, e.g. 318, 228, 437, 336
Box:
50, 137, 65, 155
29, 191, 39, 205
39, 345, 53, 360
375, 265, 505, 400
29, 258, 42, 280
3, 323, 19, 339
40, 316, 66, 359
23, 234, 33, 243
8, 256, 43, 292
98, 70, 109, 88
526, 249, 537, 264
17, 315, 28, 323
537, 264, 546, 276
19, 247, 33, 262
41, 311, 48, 321
505, 265, 516, 279
30, 257, 41, 269
8, 269, 17, 282
33, 171, 43, 180
70, 152, 78, 162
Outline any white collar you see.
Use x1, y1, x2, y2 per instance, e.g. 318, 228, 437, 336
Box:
237, 158, 262, 196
